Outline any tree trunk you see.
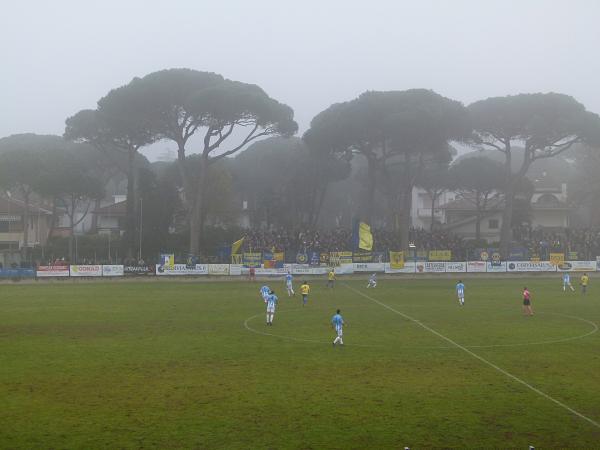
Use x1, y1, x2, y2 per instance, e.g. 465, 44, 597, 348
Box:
189, 156, 209, 255
430, 192, 436, 232
475, 193, 481, 241
124, 149, 137, 260
365, 155, 377, 224
68, 197, 75, 263
399, 188, 412, 251
311, 184, 329, 228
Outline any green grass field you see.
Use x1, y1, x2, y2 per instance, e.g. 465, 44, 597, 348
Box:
1, 277, 600, 449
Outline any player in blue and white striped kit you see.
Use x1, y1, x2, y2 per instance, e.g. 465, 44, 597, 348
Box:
366, 273, 377, 288
562, 272, 575, 292
260, 285, 271, 302
331, 309, 345, 346
285, 272, 295, 297
266, 291, 278, 325
456, 280, 465, 306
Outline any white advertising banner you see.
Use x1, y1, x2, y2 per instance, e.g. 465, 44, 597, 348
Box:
208, 264, 230, 276
36, 265, 70, 277
335, 264, 355, 275
70, 265, 103, 277
507, 261, 556, 272
486, 262, 507, 273
416, 262, 446, 273
445, 262, 466, 273
557, 261, 597, 272
156, 264, 209, 276
385, 261, 416, 274
353, 263, 386, 272
467, 261, 487, 273
102, 265, 124, 276
229, 264, 243, 276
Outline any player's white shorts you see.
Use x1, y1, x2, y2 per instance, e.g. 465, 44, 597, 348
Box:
267, 304, 276, 313
262, 295, 269, 302
286, 281, 293, 289
335, 325, 343, 337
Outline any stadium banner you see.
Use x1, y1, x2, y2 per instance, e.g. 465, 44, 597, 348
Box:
291, 265, 329, 275
329, 251, 353, 267
445, 262, 466, 273
156, 264, 209, 276
385, 261, 416, 274
102, 265, 124, 276
70, 265, 102, 277
124, 265, 155, 276
408, 250, 429, 261
308, 250, 320, 266
231, 254, 242, 264
353, 251, 373, 263
263, 251, 284, 269
243, 252, 262, 268
416, 262, 446, 273
334, 264, 354, 275
568, 251, 578, 261
255, 265, 291, 276
549, 253, 565, 266
353, 262, 385, 272
208, 264, 230, 276
295, 252, 308, 264
0, 268, 35, 278
36, 265, 70, 277
159, 253, 175, 269
507, 261, 556, 272
597, 256, 600, 271
557, 261, 597, 272
467, 261, 487, 273
486, 261, 507, 273
389, 251, 404, 269
508, 247, 528, 261
428, 250, 452, 261
229, 264, 243, 276
320, 252, 330, 265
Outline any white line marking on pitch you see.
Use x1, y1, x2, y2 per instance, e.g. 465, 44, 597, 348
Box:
343, 282, 600, 430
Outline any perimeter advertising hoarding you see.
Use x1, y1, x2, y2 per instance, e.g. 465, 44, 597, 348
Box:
445, 262, 467, 273
467, 261, 487, 273
70, 265, 103, 277
507, 261, 556, 272
102, 265, 124, 276
156, 264, 209, 275
36, 265, 70, 277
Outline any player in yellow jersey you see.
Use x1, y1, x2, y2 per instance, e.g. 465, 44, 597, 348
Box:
300, 281, 310, 306
580, 273, 589, 295
327, 269, 336, 289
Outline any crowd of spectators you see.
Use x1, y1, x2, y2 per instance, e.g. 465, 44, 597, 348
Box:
238, 226, 600, 261
239, 227, 466, 256
515, 226, 600, 260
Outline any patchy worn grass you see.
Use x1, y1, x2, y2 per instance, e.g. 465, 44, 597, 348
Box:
1, 277, 599, 448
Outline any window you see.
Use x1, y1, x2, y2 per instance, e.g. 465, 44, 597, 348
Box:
488, 219, 499, 229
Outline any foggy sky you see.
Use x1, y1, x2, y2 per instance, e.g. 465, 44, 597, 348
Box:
2, 0, 599, 161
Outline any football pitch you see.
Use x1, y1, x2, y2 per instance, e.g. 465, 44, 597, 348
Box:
1, 277, 599, 449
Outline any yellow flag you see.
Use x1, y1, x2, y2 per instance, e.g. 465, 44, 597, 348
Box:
389, 251, 404, 269
358, 222, 373, 251
549, 253, 564, 266
231, 237, 245, 255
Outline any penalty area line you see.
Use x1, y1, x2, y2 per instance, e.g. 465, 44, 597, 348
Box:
342, 282, 600, 430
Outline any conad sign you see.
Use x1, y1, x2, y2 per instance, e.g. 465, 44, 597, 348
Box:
70, 265, 103, 277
